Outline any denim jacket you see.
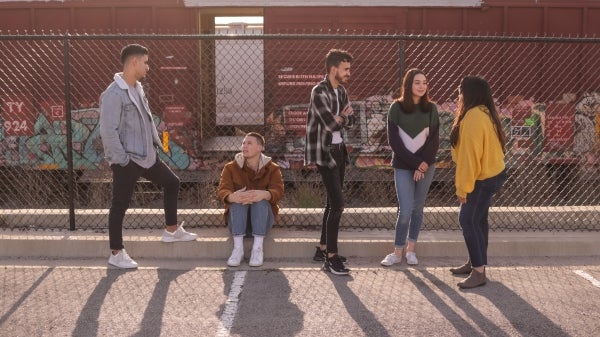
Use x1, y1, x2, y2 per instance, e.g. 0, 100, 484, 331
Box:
99, 73, 161, 166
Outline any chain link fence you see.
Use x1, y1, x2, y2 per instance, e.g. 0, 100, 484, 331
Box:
1, 33, 599, 231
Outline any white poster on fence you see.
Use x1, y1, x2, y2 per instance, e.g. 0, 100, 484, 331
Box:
215, 21, 264, 125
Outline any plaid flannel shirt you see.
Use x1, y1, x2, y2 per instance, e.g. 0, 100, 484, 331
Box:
304, 77, 355, 168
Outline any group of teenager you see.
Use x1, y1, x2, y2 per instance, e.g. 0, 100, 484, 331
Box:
99, 44, 506, 290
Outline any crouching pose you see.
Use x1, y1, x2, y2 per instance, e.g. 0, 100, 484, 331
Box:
217, 132, 284, 267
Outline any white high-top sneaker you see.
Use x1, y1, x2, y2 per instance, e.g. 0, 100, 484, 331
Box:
227, 247, 244, 267
108, 249, 138, 269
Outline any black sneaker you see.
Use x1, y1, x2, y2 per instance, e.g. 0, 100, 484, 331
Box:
313, 246, 347, 262
323, 254, 350, 275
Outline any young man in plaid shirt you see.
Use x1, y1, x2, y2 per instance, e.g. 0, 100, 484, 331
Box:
305, 49, 355, 275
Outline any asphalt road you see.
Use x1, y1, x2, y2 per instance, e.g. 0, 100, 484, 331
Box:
1, 257, 599, 337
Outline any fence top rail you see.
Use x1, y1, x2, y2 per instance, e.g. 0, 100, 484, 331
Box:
0, 33, 599, 43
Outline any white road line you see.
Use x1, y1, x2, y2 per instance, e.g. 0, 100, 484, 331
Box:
216, 270, 247, 337
574, 270, 600, 288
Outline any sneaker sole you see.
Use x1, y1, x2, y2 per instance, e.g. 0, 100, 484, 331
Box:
323, 265, 350, 275
380, 261, 401, 267
108, 262, 138, 269
161, 236, 198, 243
328, 267, 350, 275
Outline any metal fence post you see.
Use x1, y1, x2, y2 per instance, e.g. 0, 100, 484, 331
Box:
64, 34, 76, 231
398, 38, 405, 88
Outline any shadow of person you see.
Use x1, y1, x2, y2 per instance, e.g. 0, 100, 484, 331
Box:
131, 268, 190, 337
72, 268, 131, 337
218, 270, 304, 337
0, 267, 54, 327
325, 273, 391, 337
406, 269, 509, 337
414, 270, 569, 337
478, 280, 569, 337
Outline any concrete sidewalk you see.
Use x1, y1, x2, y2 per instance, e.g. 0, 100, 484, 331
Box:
1, 228, 599, 261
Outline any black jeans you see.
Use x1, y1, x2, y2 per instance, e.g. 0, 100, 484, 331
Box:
459, 169, 507, 267
108, 158, 180, 250
316, 146, 346, 254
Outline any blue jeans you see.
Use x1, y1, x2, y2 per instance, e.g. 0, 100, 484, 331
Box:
459, 169, 507, 268
228, 200, 274, 236
393, 166, 435, 248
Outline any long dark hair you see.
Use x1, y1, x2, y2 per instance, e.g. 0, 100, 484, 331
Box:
450, 76, 506, 151
397, 68, 432, 113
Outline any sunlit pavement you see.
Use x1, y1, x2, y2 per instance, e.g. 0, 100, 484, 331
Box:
1, 256, 599, 337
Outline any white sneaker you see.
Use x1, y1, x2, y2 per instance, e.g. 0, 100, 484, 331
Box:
161, 221, 198, 242
227, 247, 244, 267
406, 251, 419, 265
108, 249, 138, 269
249, 247, 264, 267
380, 253, 402, 266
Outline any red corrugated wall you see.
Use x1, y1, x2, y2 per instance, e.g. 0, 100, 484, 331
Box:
1, 0, 599, 160
263, 2, 600, 109
0, 0, 196, 33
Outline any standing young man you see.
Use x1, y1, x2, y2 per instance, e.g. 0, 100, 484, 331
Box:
100, 44, 197, 269
305, 49, 355, 275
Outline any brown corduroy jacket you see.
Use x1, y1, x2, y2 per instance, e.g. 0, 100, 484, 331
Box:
217, 153, 284, 223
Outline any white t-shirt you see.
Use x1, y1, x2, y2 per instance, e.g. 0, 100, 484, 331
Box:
331, 88, 343, 144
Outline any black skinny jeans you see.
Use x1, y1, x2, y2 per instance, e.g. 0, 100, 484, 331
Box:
109, 158, 180, 250
317, 146, 346, 255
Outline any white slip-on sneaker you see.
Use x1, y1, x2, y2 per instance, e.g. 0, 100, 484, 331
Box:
406, 251, 419, 265
249, 247, 264, 267
227, 247, 244, 267
161, 221, 198, 243
380, 253, 403, 266
108, 249, 138, 269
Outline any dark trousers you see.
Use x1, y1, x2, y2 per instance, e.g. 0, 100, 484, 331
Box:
316, 147, 346, 254
459, 170, 507, 268
109, 158, 180, 250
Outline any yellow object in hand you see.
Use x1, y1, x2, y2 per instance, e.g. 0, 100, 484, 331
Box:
162, 131, 169, 152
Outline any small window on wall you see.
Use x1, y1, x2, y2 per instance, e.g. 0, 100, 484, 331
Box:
214, 17, 264, 131
215, 16, 263, 34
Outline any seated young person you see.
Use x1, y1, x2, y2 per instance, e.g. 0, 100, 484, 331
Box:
217, 132, 284, 267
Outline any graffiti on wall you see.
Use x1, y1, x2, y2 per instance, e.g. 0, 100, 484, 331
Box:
266, 92, 600, 172
1, 92, 599, 175
0, 102, 197, 171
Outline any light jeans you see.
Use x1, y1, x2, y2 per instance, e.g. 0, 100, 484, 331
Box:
393, 166, 435, 248
228, 200, 274, 236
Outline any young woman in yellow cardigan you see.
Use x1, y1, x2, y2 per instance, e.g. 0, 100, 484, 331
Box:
450, 76, 507, 289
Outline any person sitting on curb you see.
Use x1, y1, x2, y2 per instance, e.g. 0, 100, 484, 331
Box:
217, 132, 284, 267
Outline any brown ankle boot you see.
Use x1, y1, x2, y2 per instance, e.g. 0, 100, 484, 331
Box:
450, 259, 472, 275
458, 268, 486, 289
